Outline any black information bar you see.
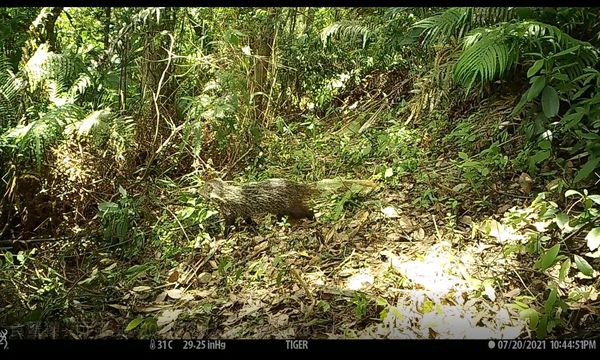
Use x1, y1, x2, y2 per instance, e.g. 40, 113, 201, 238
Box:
0, 339, 598, 353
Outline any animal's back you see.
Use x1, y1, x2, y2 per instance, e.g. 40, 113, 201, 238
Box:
203, 178, 315, 223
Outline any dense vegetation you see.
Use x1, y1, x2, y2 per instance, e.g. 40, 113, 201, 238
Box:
1, 7, 599, 340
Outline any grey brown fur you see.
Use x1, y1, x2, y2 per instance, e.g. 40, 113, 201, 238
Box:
203, 178, 316, 235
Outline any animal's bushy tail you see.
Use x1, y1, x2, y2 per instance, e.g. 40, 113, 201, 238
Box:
314, 178, 377, 194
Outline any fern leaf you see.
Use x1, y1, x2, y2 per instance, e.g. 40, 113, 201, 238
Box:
454, 33, 518, 93
321, 21, 372, 49
412, 8, 474, 45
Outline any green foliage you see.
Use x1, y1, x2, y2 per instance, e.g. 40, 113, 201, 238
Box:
512, 287, 568, 339
412, 8, 475, 46
1, 248, 70, 322
98, 186, 144, 255
415, 8, 598, 92
125, 316, 158, 338
0, 56, 25, 130
454, 31, 519, 93
1, 105, 84, 170
351, 291, 371, 319
374, 121, 425, 178
0, 8, 40, 68
3, 6, 600, 339
490, 189, 599, 338
456, 144, 509, 189
496, 189, 600, 271
321, 21, 372, 49
24, 43, 82, 98
320, 188, 361, 223
415, 7, 600, 182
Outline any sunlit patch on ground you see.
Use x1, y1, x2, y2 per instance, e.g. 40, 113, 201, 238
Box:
344, 241, 528, 339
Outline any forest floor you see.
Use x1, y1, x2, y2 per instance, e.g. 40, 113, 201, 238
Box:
18, 158, 551, 340
5, 90, 599, 341
134, 173, 533, 339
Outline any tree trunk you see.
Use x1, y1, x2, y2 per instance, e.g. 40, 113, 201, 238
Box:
253, 8, 279, 125
45, 7, 63, 52
103, 7, 111, 50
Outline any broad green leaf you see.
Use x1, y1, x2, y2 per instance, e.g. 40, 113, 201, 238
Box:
375, 297, 389, 306
125, 317, 144, 332
552, 73, 569, 82
537, 315, 548, 338
577, 132, 600, 141
550, 45, 580, 59
118, 185, 127, 197
574, 254, 594, 276
555, 212, 568, 231
527, 76, 546, 101
390, 307, 404, 320
587, 195, 600, 205
512, 93, 530, 115
530, 150, 550, 164
519, 308, 539, 329
178, 207, 195, 220
538, 140, 551, 150
541, 86, 559, 118
574, 157, 600, 183
544, 288, 557, 314
564, 189, 582, 198
4, 251, 13, 265
561, 111, 585, 129
527, 59, 544, 78
559, 258, 571, 282
98, 202, 117, 212
585, 228, 600, 252
535, 243, 560, 271
580, 132, 600, 141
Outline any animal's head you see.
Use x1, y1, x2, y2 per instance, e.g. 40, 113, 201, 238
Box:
200, 178, 227, 200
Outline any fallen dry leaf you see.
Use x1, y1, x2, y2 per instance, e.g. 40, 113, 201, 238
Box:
155, 291, 167, 302
197, 272, 212, 283
167, 270, 180, 283
132, 286, 152, 293
166, 288, 183, 299
157, 309, 182, 328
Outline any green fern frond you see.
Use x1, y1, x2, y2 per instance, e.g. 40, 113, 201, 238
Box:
384, 7, 408, 19
515, 21, 598, 78
515, 21, 595, 54
0, 56, 14, 74
69, 73, 93, 99
412, 8, 474, 45
23, 43, 79, 95
454, 32, 519, 93
1, 104, 85, 169
321, 21, 372, 49
64, 109, 135, 163
0, 57, 26, 130
474, 7, 516, 26
454, 20, 598, 93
